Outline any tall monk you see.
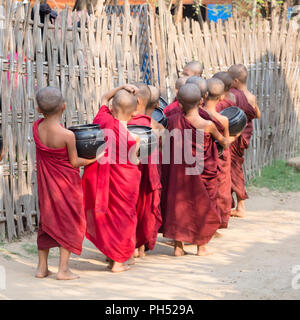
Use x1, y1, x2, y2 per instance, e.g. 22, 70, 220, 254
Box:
162, 83, 228, 256
82, 85, 141, 273
228, 64, 261, 218
128, 83, 163, 259
34, 87, 96, 280
203, 78, 237, 229
183, 61, 203, 77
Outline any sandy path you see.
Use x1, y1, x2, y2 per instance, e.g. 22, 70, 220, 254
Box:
0, 187, 299, 300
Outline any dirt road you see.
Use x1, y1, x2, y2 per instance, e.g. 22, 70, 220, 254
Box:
0, 187, 299, 300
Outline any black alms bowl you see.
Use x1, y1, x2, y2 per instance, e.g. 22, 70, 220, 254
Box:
127, 125, 157, 159
159, 96, 168, 110
220, 106, 247, 136
152, 107, 168, 128
68, 124, 105, 159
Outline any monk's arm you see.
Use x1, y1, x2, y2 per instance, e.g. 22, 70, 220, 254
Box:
65, 131, 96, 168
253, 97, 261, 119
208, 122, 229, 149
101, 84, 139, 106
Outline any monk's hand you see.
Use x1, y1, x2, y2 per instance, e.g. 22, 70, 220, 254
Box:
123, 84, 139, 95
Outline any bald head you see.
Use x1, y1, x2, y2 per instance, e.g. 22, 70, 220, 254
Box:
212, 72, 233, 92
112, 89, 138, 117
183, 61, 203, 77
133, 82, 151, 110
148, 85, 160, 110
207, 78, 224, 100
186, 76, 208, 98
36, 86, 64, 115
175, 76, 188, 90
177, 83, 201, 112
228, 64, 248, 84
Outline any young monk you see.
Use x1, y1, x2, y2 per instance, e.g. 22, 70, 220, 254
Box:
182, 61, 203, 77
128, 84, 163, 259
34, 86, 96, 280
203, 78, 238, 229
228, 64, 261, 218
82, 85, 141, 273
163, 76, 188, 117
162, 83, 228, 256
213, 71, 236, 107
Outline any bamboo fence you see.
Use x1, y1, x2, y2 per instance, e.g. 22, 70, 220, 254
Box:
0, 0, 299, 240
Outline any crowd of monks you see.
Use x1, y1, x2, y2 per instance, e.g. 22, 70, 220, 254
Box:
33, 62, 260, 280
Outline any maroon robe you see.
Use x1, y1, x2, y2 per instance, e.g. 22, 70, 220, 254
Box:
127, 114, 162, 251
216, 99, 236, 228
33, 119, 86, 255
82, 105, 141, 263
229, 88, 258, 202
163, 99, 180, 117
161, 111, 219, 245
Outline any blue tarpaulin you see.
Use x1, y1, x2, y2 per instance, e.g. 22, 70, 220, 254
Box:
207, 4, 232, 22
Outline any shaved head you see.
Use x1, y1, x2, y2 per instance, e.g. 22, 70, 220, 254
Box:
112, 89, 138, 117
148, 85, 160, 109
207, 78, 224, 100
175, 76, 188, 90
212, 72, 233, 91
183, 61, 203, 77
228, 64, 248, 84
36, 86, 64, 115
177, 83, 201, 112
186, 76, 208, 98
133, 82, 151, 109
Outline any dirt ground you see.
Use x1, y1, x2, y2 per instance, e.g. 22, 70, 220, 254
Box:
0, 187, 299, 300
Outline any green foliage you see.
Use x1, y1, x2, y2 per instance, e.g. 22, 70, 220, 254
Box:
233, 0, 284, 18
249, 160, 300, 192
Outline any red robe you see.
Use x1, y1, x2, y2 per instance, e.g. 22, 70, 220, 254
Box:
163, 99, 180, 117
82, 106, 141, 263
161, 111, 219, 245
215, 99, 236, 228
33, 119, 86, 255
198, 108, 222, 233
228, 89, 258, 202
127, 114, 162, 251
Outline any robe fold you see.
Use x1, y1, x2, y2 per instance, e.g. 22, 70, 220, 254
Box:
216, 99, 236, 228
128, 114, 162, 251
82, 105, 141, 263
33, 119, 86, 255
228, 89, 258, 202
161, 112, 219, 245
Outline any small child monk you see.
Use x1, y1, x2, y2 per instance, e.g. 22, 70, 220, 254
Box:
203, 78, 238, 230
227, 64, 261, 218
162, 83, 228, 256
182, 61, 203, 77
83, 85, 141, 273
163, 76, 188, 117
212, 71, 236, 108
127, 84, 163, 259
34, 86, 96, 280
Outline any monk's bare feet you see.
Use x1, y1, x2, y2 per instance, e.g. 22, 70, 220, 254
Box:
197, 245, 213, 256
133, 248, 139, 258
125, 257, 136, 265
213, 231, 223, 238
230, 209, 245, 218
111, 262, 130, 273
174, 241, 187, 256
35, 266, 52, 278
56, 269, 79, 280
138, 245, 146, 258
